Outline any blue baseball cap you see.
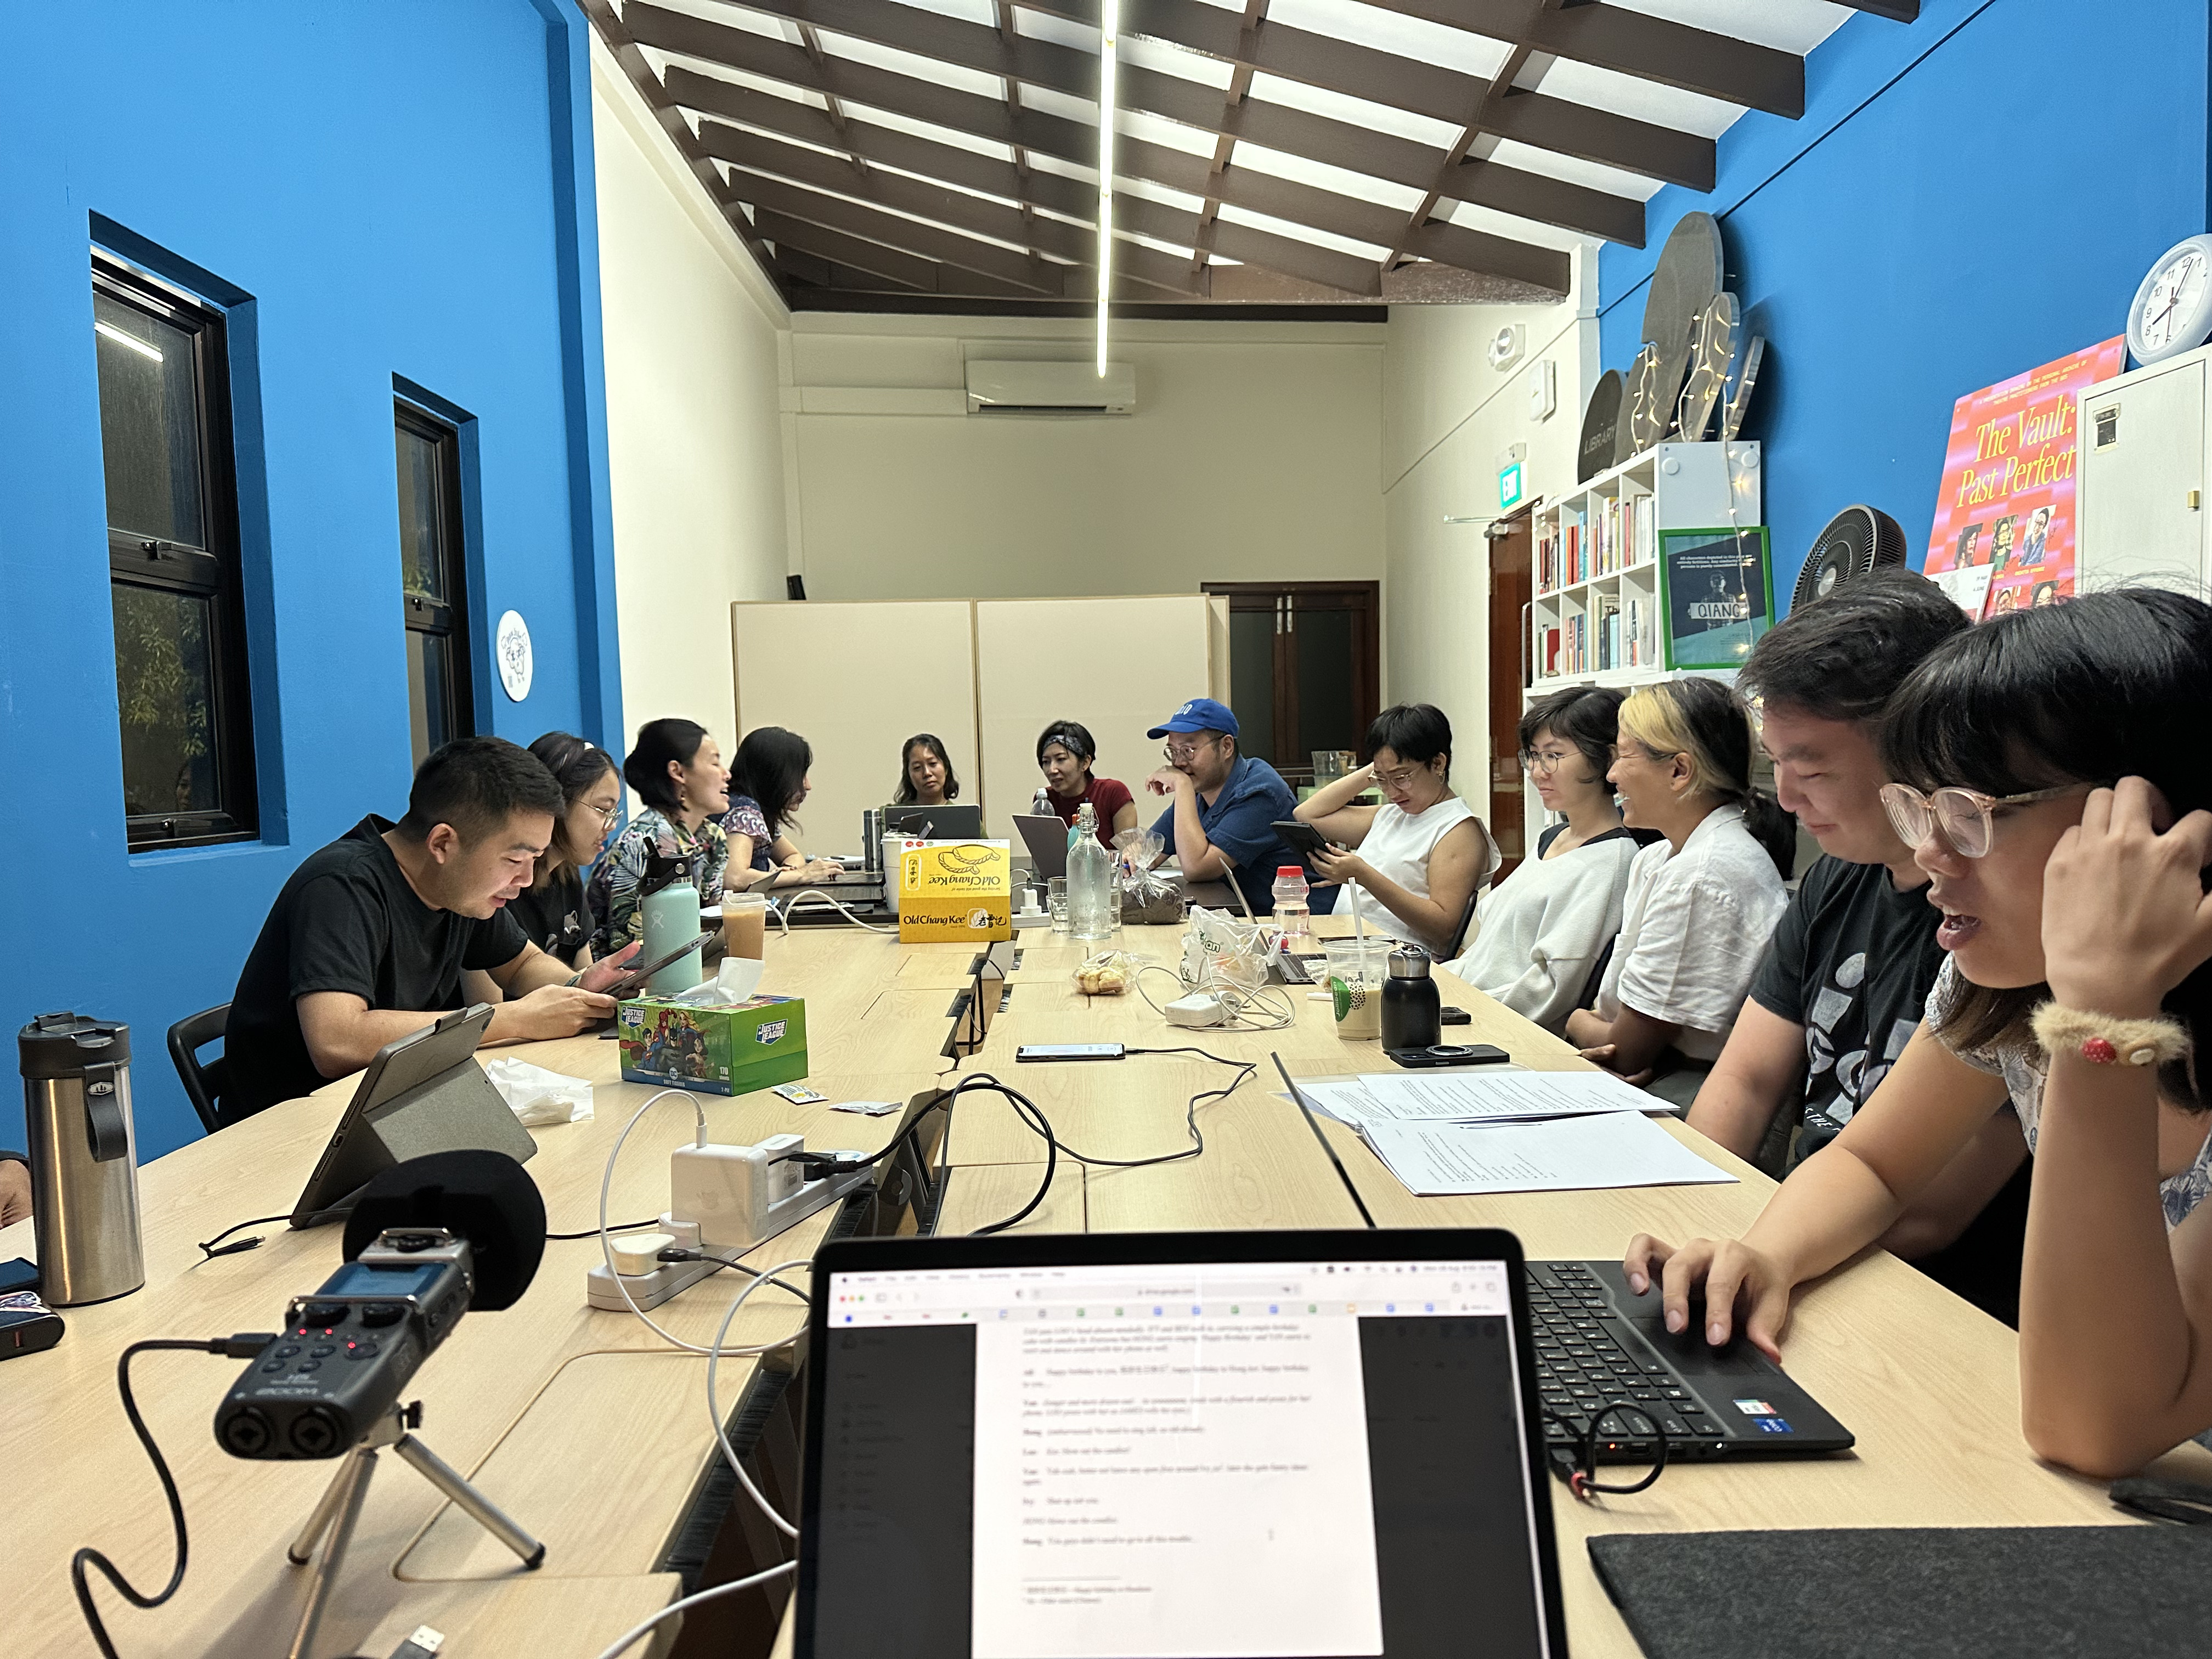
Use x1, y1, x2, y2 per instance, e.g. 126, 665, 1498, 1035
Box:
1148, 698, 1240, 739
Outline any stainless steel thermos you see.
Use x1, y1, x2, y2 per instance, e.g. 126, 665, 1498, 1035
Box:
18, 1012, 145, 1305
1380, 945, 1443, 1052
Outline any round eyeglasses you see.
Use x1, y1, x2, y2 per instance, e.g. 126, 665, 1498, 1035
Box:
1878, 781, 2095, 859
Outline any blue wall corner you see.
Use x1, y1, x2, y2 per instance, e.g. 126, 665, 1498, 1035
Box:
0, 0, 617, 1160
1596, 0, 2212, 608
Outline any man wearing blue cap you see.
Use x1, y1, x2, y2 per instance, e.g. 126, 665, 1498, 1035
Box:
1144, 697, 1301, 916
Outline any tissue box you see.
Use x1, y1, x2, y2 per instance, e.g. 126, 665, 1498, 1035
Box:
616, 994, 808, 1097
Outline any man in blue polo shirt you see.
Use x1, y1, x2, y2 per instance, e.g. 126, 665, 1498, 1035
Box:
1144, 697, 1301, 916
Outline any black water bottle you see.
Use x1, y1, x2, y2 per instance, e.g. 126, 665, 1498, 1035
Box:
1380, 945, 1442, 1052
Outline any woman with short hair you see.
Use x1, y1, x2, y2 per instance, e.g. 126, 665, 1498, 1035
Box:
1035, 720, 1137, 848
1296, 702, 1496, 956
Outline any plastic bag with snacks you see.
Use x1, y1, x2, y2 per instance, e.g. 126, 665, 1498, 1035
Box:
1182, 906, 1271, 996
1073, 950, 1140, 996
1111, 827, 1184, 926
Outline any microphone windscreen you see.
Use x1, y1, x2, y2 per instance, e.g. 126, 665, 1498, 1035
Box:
341, 1149, 547, 1311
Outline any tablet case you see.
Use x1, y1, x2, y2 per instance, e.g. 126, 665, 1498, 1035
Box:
1588, 1526, 2212, 1658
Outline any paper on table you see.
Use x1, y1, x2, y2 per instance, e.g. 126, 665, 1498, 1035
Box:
1361, 1111, 1736, 1197
1354, 1069, 1670, 1123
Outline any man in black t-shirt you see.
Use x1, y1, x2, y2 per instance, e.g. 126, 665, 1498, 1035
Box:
222, 737, 639, 1125
1685, 574, 2028, 1252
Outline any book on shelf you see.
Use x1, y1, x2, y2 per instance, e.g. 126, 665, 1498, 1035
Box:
1544, 627, 1561, 676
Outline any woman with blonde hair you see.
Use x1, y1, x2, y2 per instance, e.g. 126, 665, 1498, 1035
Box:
1565, 678, 1795, 1107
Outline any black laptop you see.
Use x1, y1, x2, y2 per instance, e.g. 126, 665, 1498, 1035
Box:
797, 1227, 1573, 1659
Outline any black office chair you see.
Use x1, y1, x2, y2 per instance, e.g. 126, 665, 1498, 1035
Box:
168, 1005, 231, 1135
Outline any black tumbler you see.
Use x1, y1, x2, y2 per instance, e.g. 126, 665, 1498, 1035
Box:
1380, 946, 1442, 1051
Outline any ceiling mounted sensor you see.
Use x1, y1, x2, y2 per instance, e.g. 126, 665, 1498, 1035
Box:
1488, 324, 1526, 372
966, 360, 1137, 416
1792, 505, 1908, 611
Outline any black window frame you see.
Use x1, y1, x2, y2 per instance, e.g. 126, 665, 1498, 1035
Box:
93, 255, 259, 851
393, 398, 476, 769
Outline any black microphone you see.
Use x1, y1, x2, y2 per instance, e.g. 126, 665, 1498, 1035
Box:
215, 1151, 546, 1459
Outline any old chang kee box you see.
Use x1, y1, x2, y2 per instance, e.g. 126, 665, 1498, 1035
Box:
898, 839, 1013, 943
617, 994, 808, 1097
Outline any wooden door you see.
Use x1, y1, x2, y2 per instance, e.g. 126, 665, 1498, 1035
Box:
1488, 515, 1533, 879
1200, 582, 1380, 783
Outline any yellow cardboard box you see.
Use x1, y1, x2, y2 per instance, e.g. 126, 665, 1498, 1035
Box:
898, 840, 1013, 943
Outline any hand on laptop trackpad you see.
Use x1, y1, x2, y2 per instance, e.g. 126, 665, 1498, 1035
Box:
1626, 1300, 1764, 1374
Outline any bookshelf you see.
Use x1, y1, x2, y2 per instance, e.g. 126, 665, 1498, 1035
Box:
1526, 440, 1762, 703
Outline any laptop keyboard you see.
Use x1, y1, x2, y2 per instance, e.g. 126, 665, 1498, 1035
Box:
1525, 1262, 1722, 1457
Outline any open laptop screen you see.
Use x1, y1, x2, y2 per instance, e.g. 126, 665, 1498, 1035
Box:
800, 1249, 1560, 1659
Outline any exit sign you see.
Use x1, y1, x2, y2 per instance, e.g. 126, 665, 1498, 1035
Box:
1498, 461, 1525, 510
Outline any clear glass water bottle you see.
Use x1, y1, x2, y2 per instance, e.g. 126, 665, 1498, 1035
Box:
1272, 865, 1312, 941
1068, 803, 1115, 941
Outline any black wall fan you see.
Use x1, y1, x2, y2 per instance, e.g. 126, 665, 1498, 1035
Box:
1791, 505, 1908, 611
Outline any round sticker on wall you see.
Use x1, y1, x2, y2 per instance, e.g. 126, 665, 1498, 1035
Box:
495, 610, 533, 702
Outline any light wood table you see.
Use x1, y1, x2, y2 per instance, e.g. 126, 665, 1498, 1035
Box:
14, 913, 2211, 1659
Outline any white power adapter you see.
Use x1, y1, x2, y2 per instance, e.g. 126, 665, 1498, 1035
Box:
1165, 991, 1228, 1028
672, 1133, 809, 1254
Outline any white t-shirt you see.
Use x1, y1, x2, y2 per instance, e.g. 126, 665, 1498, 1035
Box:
1447, 828, 1643, 1033
1595, 803, 1790, 1061
1926, 956, 2212, 1230
1343, 795, 1485, 941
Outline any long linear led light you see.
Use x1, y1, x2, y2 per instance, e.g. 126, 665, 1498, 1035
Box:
95, 319, 163, 364
1096, 0, 1120, 375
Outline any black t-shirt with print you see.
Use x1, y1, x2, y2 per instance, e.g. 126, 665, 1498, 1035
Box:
1748, 854, 1946, 1167
506, 866, 595, 967
223, 816, 528, 1125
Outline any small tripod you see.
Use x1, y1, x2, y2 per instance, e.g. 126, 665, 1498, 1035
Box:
284, 1401, 543, 1659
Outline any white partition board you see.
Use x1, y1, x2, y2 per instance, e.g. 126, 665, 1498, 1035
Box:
973, 595, 1223, 839
731, 600, 979, 857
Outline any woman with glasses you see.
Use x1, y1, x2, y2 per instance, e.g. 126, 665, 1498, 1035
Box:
1446, 686, 1655, 1032
1563, 679, 1795, 1105
1295, 703, 1496, 955
1623, 594, 2212, 1474
504, 731, 620, 969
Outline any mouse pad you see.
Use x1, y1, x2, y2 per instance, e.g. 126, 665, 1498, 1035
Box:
1589, 1525, 2212, 1658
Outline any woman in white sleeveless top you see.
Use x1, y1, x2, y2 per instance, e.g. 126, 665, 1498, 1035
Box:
1296, 704, 1497, 955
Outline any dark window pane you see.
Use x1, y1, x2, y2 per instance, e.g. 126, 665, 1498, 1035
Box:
93, 292, 205, 548
1228, 608, 1278, 766
112, 583, 219, 817
396, 425, 447, 605
407, 628, 455, 770
1295, 606, 1361, 757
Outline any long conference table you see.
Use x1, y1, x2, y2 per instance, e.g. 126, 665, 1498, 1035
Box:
8, 912, 2210, 1659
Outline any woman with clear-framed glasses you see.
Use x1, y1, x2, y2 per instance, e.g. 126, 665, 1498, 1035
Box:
1623, 590, 2212, 1478
1295, 703, 1496, 956
463, 732, 622, 1007
1446, 685, 1656, 1033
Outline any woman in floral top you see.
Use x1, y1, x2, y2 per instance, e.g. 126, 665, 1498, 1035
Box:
590, 718, 731, 951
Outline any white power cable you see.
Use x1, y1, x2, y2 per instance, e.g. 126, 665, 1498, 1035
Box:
1132, 962, 1295, 1031
707, 1254, 816, 1541
595, 1089, 810, 1359
772, 888, 898, 935
588, 1560, 798, 1659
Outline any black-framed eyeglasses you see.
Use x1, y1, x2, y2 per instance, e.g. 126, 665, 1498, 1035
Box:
1878, 781, 2096, 859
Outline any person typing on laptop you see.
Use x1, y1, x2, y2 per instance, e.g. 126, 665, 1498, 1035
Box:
221, 737, 639, 1126
1679, 575, 2032, 1324
1142, 697, 1301, 916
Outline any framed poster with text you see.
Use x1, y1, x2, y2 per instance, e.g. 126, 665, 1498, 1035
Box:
1660, 526, 1773, 670
1922, 338, 2124, 617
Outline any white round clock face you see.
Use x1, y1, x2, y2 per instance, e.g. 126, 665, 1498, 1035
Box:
2128, 234, 2212, 366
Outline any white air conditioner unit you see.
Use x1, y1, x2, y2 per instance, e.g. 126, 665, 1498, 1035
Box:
965, 359, 1137, 416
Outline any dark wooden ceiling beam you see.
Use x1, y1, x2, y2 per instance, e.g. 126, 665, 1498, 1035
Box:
648, 15, 1633, 247
1830, 0, 1918, 16
673, 0, 1709, 190
736, 177, 1068, 293
1314, 0, 1803, 117
754, 211, 973, 291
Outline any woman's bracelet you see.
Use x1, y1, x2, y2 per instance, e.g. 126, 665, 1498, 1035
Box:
2030, 1002, 2191, 1069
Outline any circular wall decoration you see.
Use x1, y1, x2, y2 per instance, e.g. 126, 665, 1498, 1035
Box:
2127, 234, 2212, 366
495, 610, 533, 702
1643, 213, 1724, 366
1577, 370, 1623, 482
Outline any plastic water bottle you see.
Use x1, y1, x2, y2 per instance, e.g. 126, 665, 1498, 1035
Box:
1272, 866, 1312, 941
1032, 787, 1053, 817
1068, 803, 1115, 941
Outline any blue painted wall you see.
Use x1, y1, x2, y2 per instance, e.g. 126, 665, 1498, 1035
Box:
0, 1, 620, 1159
1599, 0, 2212, 606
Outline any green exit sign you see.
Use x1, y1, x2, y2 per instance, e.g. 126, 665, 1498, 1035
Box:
1498, 461, 1525, 510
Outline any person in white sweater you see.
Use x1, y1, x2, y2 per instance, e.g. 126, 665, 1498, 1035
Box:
1447, 687, 1653, 1032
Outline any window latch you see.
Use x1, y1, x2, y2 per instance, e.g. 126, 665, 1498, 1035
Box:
139, 539, 181, 561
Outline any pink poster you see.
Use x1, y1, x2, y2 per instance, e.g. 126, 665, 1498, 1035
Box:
1922, 337, 2125, 617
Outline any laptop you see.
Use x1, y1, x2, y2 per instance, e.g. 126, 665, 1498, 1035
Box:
797, 1228, 1573, 1659
885, 804, 985, 841
1011, 811, 1069, 879
287, 1006, 535, 1228
1271, 1059, 1855, 1464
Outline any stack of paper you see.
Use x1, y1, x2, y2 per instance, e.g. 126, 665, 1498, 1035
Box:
1295, 1069, 1669, 1133
1359, 1111, 1736, 1197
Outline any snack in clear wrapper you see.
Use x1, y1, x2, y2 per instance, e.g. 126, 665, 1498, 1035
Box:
1074, 950, 1138, 995
1111, 827, 1185, 925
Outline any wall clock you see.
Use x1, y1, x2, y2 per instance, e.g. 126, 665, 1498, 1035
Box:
2127, 234, 2212, 366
